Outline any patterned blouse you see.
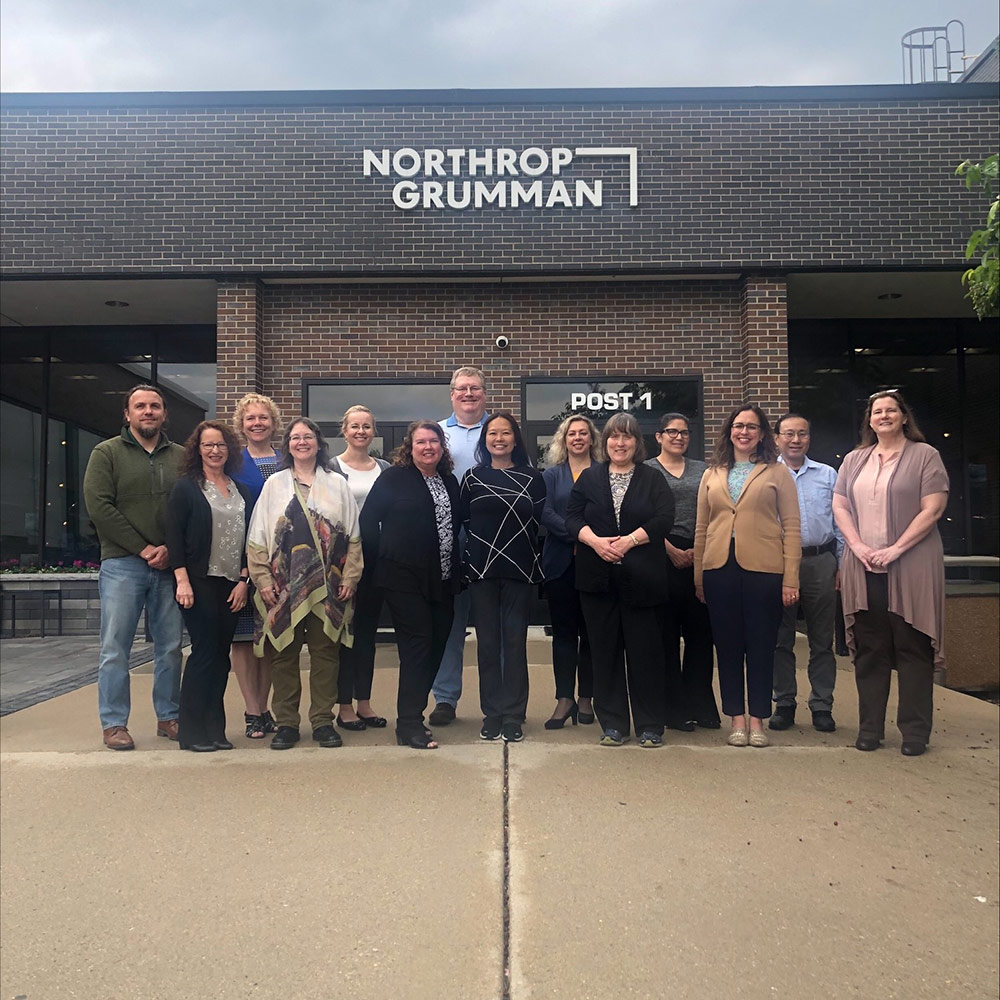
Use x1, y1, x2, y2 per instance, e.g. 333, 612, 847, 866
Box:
609, 469, 634, 530
203, 479, 246, 582
423, 473, 454, 580
727, 462, 755, 503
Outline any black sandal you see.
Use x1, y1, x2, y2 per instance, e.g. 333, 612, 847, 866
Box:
260, 710, 277, 734
396, 732, 438, 750
245, 713, 266, 740
358, 714, 387, 728
336, 714, 367, 731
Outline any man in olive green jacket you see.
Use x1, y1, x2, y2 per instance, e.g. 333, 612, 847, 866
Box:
83, 385, 185, 750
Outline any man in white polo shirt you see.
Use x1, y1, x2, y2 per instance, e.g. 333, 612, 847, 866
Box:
428, 366, 489, 725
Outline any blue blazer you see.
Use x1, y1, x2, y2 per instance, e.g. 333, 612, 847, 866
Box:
540, 462, 577, 581
230, 446, 269, 504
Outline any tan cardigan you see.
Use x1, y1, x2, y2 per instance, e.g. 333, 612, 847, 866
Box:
693, 462, 801, 588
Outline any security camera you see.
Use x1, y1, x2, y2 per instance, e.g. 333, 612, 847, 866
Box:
495, 334, 510, 350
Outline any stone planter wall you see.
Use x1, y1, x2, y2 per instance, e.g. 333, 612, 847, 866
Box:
1, 574, 102, 638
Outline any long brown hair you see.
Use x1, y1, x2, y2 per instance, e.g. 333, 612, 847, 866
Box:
710, 403, 778, 469
180, 421, 243, 482
393, 420, 454, 475
859, 390, 926, 446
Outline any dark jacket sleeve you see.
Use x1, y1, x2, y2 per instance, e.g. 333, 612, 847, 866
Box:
564, 468, 593, 543
634, 466, 674, 544
166, 478, 196, 572
541, 465, 570, 541
529, 468, 547, 525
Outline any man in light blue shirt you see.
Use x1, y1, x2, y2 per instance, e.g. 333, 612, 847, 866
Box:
428, 365, 489, 726
770, 413, 844, 733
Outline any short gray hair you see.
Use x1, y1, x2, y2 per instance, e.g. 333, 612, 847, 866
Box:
450, 366, 487, 392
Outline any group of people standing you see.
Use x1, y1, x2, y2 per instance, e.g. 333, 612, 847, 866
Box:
83, 371, 948, 760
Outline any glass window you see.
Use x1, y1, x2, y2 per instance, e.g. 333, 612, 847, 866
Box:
0, 401, 41, 564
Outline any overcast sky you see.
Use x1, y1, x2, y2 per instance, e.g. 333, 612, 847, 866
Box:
1, 0, 997, 92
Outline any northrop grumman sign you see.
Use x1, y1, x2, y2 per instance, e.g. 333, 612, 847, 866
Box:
362, 146, 638, 210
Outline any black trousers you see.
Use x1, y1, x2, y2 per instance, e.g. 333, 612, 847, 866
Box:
545, 562, 594, 700
702, 543, 782, 719
337, 569, 383, 703
383, 588, 454, 738
579, 582, 666, 737
852, 572, 935, 744
470, 578, 532, 724
661, 537, 718, 725
178, 575, 238, 745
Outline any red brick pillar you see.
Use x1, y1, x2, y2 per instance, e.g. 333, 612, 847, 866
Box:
739, 276, 788, 419
216, 280, 264, 421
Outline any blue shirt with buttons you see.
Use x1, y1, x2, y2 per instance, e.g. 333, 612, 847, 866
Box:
778, 454, 844, 561
440, 411, 490, 481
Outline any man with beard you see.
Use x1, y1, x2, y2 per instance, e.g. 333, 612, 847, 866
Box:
83, 384, 185, 749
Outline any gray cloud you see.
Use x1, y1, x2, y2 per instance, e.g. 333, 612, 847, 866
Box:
1, 0, 997, 91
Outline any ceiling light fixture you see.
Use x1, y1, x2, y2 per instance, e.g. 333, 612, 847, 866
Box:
104, 300, 130, 308
877, 292, 902, 300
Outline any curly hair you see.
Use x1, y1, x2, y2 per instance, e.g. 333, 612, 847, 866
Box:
601, 412, 647, 464
278, 417, 333, 472
393, 420, 454, 476
710, 403, 778, 469
859, 390, 926, 446
231, 392, 282, 444
180, 421, 243, 482
545, 414, 602, 466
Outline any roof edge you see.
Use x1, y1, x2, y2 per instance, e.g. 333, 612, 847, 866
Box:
2, 82, 998, 110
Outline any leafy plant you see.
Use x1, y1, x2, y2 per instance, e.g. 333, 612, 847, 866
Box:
956, 154, 999, 319
0, 558, 100, 574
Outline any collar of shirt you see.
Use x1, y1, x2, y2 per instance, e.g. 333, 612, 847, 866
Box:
445, 411, 488, 430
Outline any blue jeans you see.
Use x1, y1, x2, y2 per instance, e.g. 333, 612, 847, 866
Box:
431, 586, 469, 708
97, 555, 183, 728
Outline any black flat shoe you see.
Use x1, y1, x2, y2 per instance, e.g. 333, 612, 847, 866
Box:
901, 741, 926, 756
769, 706, 796, 731
313, 725, 343, 748
358, 714, 387, 728
180, 742, 217, 752
544, 702, 578, 730
213, 739, 235, 750
270, 726, 300, 750
812, 711, 837, 733
695, 718, 721, 729
666, 718, 696, 732
396, 732, 438, 750
336, 714, 367, 731
855, 735, 881, 752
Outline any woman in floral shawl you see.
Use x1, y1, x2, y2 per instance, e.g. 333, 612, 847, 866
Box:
247, 417, 362, 750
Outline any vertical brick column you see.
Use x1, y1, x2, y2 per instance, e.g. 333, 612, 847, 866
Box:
739, 276, 788, 418
216, 280, 264, 420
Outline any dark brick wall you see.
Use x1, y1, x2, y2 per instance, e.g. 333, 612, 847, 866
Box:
2, 89, 996, 276
245, 278, 784, 433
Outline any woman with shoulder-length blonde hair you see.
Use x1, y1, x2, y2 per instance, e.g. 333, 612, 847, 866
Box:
330, 404, 391, 731
229, 392, 283, 739
694, 403, 801, 749
541, 414, 602, 729
833, 390, 948, 758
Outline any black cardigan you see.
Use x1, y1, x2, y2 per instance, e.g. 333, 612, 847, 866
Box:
565, 461, 674, 606
359, 464, 462, 599
166, 476, 253, 580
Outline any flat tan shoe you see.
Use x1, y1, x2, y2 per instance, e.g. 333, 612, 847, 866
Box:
727, 727, 748, 747
748, 729, 769, 748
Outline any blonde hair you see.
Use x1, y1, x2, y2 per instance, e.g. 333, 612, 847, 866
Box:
231, 392, 282, 443
546, 414, 602, 466
341, 404, 378, 436
450, 366, 486, 391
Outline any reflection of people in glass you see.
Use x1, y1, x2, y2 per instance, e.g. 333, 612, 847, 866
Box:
462, 412, 546, 743
541, 415, 601, 729
566, 413, 674, 748
331, 405, 390, 731
833, 391, 948, 758
167, 421, 252, 752
645, 412, 719, 730
694, 405, 800, 749
360, 421, 462, 750
230, 392, 282, 740
247, 419, 362, 751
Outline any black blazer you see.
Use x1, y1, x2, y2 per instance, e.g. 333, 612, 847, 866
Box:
166, 476, 253, 580
565, 461, 674, 606
359, 464, 462, 599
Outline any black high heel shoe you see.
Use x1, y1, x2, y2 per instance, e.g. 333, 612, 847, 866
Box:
577, 705, 596, 725
544, 702, 579, 730
396, 731, 438, 750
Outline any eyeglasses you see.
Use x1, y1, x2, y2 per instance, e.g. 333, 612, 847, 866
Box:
732, 423, 760, 433
452, 384, 485, 395
661, 428, 690, 439
778, 430, 810, 440
200, 442, 228, 452
288, 434, 316, 443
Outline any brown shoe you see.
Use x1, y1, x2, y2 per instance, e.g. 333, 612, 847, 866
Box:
103, 726, 135, 751
156, 719, 180, 741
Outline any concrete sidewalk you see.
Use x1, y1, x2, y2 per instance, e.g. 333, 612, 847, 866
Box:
1, 636, 997, 1000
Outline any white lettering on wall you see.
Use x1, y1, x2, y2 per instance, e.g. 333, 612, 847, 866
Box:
364, 146, 638, 211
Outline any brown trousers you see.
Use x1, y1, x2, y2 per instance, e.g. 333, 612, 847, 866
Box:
269, 612, 340, 731
852, 573, 934, 744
